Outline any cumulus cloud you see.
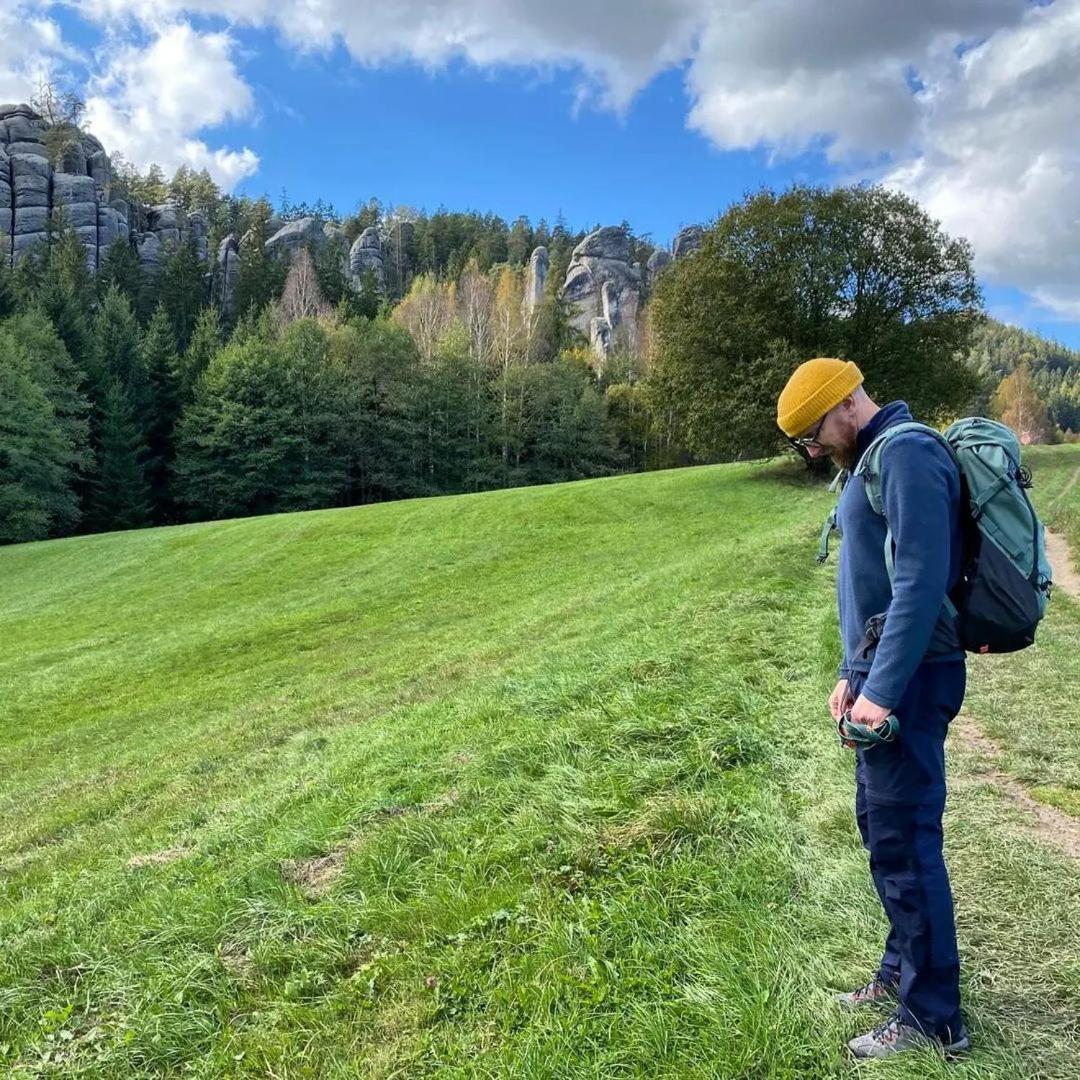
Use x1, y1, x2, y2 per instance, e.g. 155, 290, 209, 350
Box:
27, 1, 1080, 316
0, 6, 74, 103
76, 0, 700, 110
82, 22, 259, 190
882, 1, 1080, 320
684, 0, 1025, 160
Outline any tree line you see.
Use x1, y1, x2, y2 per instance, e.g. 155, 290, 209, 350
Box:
0, 209, 674, 544
3, 148, 1077, 545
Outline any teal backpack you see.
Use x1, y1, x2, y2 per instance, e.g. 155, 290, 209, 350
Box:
818, 417, 1053, 654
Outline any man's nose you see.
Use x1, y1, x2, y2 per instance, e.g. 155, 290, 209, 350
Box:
807, 444, 824, 459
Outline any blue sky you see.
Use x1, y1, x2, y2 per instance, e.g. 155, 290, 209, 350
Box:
12, 2, 1080, 348
227, 56, 815, 245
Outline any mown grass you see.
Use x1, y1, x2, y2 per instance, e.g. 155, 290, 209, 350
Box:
1, 447, 1078, 1077
961, 445, 1080, 799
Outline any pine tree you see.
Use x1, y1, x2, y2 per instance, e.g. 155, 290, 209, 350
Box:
6, 309, 92, 530
507, 216, 534, 267
0, 332, 79, 542
159, 239, 206, 353
234, 201, 287, 320
91, 286, 147, 419
24, 224, 97, 375
180, 306, 222, 401
97, 238, 143, 315
88, 381, 151, 531
142, 306, 182, 520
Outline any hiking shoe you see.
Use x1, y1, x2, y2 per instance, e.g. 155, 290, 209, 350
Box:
847, 1013, 971, 1059
833, 975, 898, 1011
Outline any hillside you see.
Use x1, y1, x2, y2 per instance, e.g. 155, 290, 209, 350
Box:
967, 320, 1080, 433
2, 448, 1079, 1077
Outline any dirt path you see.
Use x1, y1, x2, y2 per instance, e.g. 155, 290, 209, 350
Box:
949, 526, 1080, 857
1049, 463, 1080, 510
1046, 528, 1080, 600
951, 715, 1080, 859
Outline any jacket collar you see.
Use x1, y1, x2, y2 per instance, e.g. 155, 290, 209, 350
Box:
854, 400, 912, 462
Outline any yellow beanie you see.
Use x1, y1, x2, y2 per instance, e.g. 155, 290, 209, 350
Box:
776, 358, 864, 437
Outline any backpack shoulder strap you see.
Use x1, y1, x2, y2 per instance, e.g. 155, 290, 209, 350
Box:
852, 421, 953, 515
851, 421, 960, 621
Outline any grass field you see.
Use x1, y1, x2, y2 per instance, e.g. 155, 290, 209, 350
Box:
1, 445, 1078, 1078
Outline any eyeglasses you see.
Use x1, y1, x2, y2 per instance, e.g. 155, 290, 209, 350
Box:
787, 413, 828, 451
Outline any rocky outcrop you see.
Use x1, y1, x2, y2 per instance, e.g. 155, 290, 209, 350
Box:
672, 225, 704, 260
0, 103, 118, 268
0, 103, 209, 274
560, 225, 642, 357
215, 234, 240, 317
265, 216, 325, 258
646, 247, 671, 288
522, 245, 548, 316
348, 226, 384, 290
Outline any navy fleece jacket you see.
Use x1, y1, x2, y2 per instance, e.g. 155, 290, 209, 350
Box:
836, 401, 964, 708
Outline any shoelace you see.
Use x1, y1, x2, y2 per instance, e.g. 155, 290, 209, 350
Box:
871, 1014, 903, 1046
853, 977, 893, 1003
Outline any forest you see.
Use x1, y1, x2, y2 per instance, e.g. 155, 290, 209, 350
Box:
3, 148, 1079, 545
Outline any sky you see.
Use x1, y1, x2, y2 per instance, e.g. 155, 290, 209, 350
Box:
2, 1, 1079, 347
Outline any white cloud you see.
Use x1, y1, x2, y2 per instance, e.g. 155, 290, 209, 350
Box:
684, 0, 1025, 161
0, 6, 73, 103
76, 0, 700, 111
82, 22, 259, 190
39, 1, 1080, 317
882, 1, 1080, 321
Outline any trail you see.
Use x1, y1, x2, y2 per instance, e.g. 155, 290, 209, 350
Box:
951, 715, 1080, 860
950, 527, 1080, 857
1048, 462, 1080, 510
1046, 529, 1080, 600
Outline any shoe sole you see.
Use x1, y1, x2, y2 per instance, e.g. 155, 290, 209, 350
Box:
845, 1034, 972, 1060
942, 1036, 972, 1060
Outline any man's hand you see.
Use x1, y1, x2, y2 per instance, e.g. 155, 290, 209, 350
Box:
847, 693, 892, 731
829, 679, 853, 721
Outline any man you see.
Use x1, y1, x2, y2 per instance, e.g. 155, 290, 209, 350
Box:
776, 358, 971, 1059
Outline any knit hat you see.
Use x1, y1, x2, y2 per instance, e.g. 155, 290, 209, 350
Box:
776, 358, 863, 437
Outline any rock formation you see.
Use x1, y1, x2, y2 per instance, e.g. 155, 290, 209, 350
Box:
522, 245, 548, 317
1, 102, 706, 331
672, 225, 704, 260
215, 235, 240, 317
560, 225, 642, 358
645, 246, 671, 289
264, 216, 326, 259
0, 103, 208, 274
348, 226, 384, 291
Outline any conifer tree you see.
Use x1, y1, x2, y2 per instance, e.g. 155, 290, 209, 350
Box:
159, 239, 206, 353
91, 286, 147, 420
142, 305, 182, 519
97, 238, 143, 315
0, 333, 79, 542
88, 381, 151, 531
6, 309, 92, 524
234, 202, 287, 320
23, 222, 97, 375
0, 248, 16, 320
180, 306, 222, 401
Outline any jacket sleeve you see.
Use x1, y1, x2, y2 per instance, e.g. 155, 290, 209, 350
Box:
861, 433, 958, 709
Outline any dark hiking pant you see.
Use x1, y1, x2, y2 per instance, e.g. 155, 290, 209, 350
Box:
847, 661, 967, 1040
